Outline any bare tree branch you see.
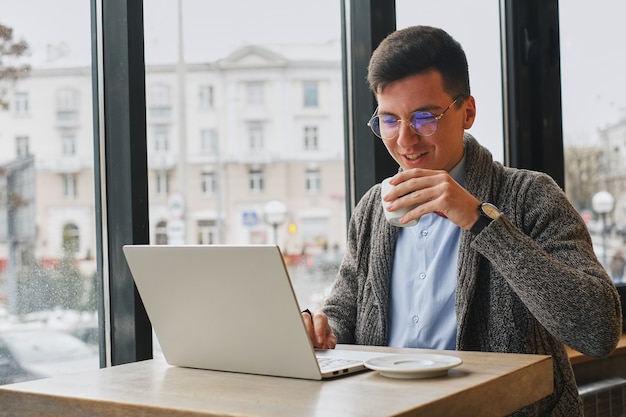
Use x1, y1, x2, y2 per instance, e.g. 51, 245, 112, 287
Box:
0, 22, 30, 110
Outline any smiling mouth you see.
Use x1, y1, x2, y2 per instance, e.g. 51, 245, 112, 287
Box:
405, 152, 427, 161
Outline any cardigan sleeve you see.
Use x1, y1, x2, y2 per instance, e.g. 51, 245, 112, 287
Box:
472, 172, 621, 357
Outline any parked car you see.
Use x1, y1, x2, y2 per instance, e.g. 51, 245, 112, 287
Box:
0, 328, 100, 385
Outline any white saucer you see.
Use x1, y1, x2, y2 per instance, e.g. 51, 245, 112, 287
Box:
364, 353, 462, 379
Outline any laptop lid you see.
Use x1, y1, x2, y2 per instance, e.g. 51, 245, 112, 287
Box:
122, 244, 364, 380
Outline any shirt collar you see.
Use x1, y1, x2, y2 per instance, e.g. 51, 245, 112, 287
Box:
448, 151, 466, 187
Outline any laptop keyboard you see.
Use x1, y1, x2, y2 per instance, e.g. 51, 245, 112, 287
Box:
317, 356, 362, 372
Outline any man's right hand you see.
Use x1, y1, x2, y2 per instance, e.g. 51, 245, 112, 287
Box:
301, 310, 337, 349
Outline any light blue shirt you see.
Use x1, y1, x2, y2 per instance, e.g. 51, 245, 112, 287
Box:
388, 157, 466, 350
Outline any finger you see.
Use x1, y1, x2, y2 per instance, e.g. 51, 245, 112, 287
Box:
323, 331, 337, 350
312, 312, 334, 349
390, 168, 439, 185
301, 311, 317, 346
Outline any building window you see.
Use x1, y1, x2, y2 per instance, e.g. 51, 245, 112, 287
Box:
62, 223, 80, 254
197, 219, 217, 244
62, 174, 77, 198
155, 220, 168, 245
303, 81, 319, 108
305, 168, 321, 193
148, 84, 171, 120
16, 136, 29, 158
61, 132, 77, 156
245, 81, 264, 106
14, 92, 29, 115
200, 129, 218, 153
56, 88, 79, 123
201, 171, 217, 196
198, 85, 214, 109
152, 128, 169, 152
249, 169, 264, 192
155, 171, 170, 196
304, 126, 318, 150
248, 123, 264, 150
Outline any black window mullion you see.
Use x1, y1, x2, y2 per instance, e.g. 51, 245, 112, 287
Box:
501, 0, 564, 188
95, 0, 152, 366
342, 0, 397, 218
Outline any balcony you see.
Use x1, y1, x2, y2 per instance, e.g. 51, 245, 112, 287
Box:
56, 110, 80, 128
148, 152, 177, 170
148, 106, 172, 125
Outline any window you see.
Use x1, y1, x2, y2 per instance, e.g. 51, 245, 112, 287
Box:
0, 0, 577, 380
61, 132, 77, 156
249, 168, 264, 192
62, 223, 80, 255
200, 129, 218, 153
303, 81, 319, 108
304, 126, 318, 150
197, 220, 217, 244
62, 174, 77, 198
245, 82, 264, 106
152, 128, 169, 152
155, 171, 170, 196
15, 136, 29, 158
139, 2, 347, 367
395, 0, 503, 160
201, 171, 217, 195
305, 168, 321, 193
248, 123, 264, 150
148, 84, 171, 120
14, 92, 29, 115
560, 1, 626, 278
198, 85, 214, 109
155, 220, 168, 245
56, 88, 79, 123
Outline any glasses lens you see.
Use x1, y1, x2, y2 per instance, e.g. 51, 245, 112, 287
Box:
368, 116, 382, 138
410, 112, 438, 137
378, 115, 399, 139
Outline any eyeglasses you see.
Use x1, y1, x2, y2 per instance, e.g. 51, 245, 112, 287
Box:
367, 97, 461, 140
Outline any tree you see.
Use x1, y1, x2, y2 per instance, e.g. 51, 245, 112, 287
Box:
564, 145, 603, 212
0, 22, 30, 110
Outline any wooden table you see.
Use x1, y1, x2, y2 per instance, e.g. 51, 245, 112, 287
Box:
0, 345, 552, 417
567, 334, 626, 387
567, 333, 626, 365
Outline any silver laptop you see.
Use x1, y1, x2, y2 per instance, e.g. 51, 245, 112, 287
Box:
122, 244, 380, 380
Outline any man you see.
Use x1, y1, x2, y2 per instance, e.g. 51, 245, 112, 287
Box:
302, 26, 621, 416
610, 250, 626, 282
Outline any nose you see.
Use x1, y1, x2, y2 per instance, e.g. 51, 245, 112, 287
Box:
396, 121, 421, 148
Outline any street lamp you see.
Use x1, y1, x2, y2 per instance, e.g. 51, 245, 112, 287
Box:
263, 200, 287, 246
592, 191, 615, 268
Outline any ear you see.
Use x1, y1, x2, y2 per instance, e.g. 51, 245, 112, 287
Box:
462, 96, 477, 130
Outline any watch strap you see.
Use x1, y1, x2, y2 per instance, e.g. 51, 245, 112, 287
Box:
470, 214, 492, 235
470, 202, 500, 236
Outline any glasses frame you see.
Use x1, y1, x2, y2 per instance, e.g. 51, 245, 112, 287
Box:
367, 97, 462, 140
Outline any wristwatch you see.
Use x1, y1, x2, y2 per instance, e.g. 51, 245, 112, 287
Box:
470, 202, 501, 235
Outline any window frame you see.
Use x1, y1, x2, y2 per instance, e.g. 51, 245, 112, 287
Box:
93, 0, 151, 367
303, 81, 319, 108
93, 0, 564, 367
13, 91, 29, 115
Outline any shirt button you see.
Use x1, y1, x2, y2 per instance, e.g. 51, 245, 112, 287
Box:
412, 315, 420, 324
421, 229, 429, 236
419, 272, 426, 280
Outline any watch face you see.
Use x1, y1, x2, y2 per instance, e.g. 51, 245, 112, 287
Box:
481, 203, 501, 220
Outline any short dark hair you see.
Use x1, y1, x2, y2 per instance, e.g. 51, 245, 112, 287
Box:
367, 26, 470, 99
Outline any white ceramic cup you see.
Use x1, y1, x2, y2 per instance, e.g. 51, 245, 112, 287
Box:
380, 178, 418, 227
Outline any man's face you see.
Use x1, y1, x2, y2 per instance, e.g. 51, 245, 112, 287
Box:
374, 70, 476, 172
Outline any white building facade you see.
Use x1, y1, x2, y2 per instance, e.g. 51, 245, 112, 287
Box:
0, 41, 347, 281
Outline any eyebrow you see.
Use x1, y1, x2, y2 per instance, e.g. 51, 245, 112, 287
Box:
376, 101, 443, 117
377, 105, 439, 117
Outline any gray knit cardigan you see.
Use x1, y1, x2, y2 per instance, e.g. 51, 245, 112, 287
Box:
322, 134, 622, 417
